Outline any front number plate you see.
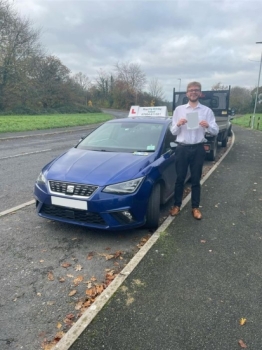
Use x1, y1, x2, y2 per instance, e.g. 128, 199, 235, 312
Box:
51, 196, 87, 210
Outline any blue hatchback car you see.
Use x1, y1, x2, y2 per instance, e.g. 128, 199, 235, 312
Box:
34, 107, 178, 230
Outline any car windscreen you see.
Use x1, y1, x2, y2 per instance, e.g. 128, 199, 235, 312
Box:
77, 121, 164, 152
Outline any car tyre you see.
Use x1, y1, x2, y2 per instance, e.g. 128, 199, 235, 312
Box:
206, 139, 217, 161
144, 183, 160, 228
221, 134, 228, 147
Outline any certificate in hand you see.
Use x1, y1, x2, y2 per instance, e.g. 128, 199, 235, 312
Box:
186, 112, 199, 130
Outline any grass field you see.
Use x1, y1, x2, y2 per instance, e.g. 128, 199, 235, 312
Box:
0, 113, 114, 133
232, 113, 262, 131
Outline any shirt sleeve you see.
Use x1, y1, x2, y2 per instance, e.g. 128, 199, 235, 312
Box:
206, 109, 219, 136
170, 108, 182, 135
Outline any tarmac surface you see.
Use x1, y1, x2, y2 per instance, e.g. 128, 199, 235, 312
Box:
54, 124, 262, 350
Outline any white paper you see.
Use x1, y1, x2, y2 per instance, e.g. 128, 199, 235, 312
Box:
186, 112, 199, 130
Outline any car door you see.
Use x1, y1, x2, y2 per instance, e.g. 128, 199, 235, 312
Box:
157, 124, 177, 203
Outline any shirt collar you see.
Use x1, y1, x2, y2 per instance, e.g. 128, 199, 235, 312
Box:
186, 102, 201, 109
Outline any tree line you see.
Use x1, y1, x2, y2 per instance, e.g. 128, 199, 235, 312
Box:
0, 0, 261, 115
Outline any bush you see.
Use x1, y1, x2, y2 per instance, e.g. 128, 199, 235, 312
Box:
0, 104, 101, 115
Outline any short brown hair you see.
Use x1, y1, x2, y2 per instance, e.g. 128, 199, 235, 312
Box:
187, 81, 201, 91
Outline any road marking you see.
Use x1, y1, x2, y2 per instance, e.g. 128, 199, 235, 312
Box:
0, 149, 51, 160
0, 200, 35, 218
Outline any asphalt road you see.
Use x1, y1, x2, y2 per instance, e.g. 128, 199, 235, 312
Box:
0, 111, 230, 350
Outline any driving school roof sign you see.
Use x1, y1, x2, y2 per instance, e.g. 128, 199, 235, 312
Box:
128, 105, 169, 118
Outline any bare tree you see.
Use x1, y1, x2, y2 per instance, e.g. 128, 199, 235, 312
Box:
114, 62, 146, 103
211, 82, 229, 91
0, 0, 43, 110
71, 72, 91, 91
148, 77, 165, 102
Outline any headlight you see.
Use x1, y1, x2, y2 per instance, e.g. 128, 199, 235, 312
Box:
36, 171, 46, 184
103, 177, 144, 194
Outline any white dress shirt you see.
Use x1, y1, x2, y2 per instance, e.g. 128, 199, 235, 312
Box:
170, 102, 219, 144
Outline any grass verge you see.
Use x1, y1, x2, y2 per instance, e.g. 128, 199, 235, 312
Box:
232, 113, 262, 131
0, 113, 114, 133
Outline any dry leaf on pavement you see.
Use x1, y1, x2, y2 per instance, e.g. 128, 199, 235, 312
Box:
47, 271, 54, 281
56, 322, 62, 329
239, 318, 247, 326
75, 264, 83, 271
61, 262, 71, 268
68, 290, 77, 297
238, 339, 247, 348
87, 252, 94, 260
73, 275, 84, 285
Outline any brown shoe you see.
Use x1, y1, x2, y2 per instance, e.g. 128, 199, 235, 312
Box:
169, 206, 180, 216
192, 208, 202, 220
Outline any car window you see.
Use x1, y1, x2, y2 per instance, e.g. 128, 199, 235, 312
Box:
161, 126, 176, 154
77, 122, 164, 152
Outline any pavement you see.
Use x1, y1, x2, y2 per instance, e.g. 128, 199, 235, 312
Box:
49, 124, 262, 350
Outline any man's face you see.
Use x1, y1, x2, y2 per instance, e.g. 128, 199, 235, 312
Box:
186, 86, 201, 102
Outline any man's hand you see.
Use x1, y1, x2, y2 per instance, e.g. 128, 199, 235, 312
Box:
199, 120, 209, 128
177, 118, 187, 127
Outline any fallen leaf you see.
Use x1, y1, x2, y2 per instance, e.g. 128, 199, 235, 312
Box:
105, 254, 114, 260
85, 281, 92, 288
75, 264, 83, 271
90, 276, 97, 282
42, 342, 57, 350
61, 262, 71, 268
238, 339, 247, 348
239, 318, 247, 326
74, 275, 84, 285
67, 274, 74, 278
75, 301, 83, 310
65, 313, 75, 320
63, 317, 73, 325
137, 234, 151, 248
82, 300, 91, 308
54, 331, 65, 341
87, 252, 94, 260
114, 250, 122, 258
59, 277, 66, 283
57, 322, 62, 329
48, 271, 54, 281
68, 290, 77, 297
95, 284, 104, 294
86, 286, 97, 298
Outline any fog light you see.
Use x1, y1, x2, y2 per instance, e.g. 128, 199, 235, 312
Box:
111, 210, 135, 224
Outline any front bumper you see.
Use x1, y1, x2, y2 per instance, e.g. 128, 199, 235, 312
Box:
34, 182, 151, 230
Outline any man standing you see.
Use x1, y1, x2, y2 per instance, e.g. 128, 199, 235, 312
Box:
170, 81, 219, 219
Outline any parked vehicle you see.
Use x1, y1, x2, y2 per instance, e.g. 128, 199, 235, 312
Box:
172, 88, 234, 160
34, 106, 183, 230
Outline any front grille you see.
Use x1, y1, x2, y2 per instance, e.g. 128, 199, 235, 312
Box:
49, 181, 98, 198
41, 204, 106, 225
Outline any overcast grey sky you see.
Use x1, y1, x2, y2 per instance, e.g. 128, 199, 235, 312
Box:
14, 0, 262, 101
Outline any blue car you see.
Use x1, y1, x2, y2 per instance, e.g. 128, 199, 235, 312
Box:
34, 107, 178, 230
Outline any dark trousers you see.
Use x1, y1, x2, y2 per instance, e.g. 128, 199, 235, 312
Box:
174, 144, 206, 208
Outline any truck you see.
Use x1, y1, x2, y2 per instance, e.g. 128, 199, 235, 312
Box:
172, 87, 234, 161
